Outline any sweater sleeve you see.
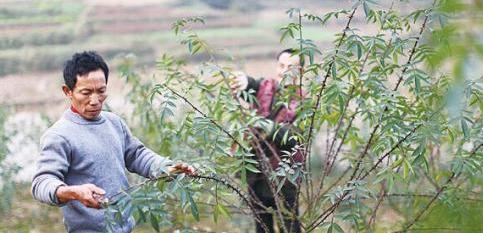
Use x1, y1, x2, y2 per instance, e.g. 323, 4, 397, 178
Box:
31, 132, 70, 206
120, 119, 173, 178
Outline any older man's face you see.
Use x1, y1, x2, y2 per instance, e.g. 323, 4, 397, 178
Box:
63, 69, 107, 120
276, 52, 301, 83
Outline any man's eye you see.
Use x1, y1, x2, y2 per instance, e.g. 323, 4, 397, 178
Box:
81, 92, 90, 95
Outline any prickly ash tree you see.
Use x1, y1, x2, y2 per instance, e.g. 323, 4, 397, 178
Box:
105, 0, 482, 232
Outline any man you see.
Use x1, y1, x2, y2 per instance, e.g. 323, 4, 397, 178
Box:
231, 49, 304, 233
31, 51, 196, 233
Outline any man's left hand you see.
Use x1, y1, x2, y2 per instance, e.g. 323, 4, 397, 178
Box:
167, 162, 197, 176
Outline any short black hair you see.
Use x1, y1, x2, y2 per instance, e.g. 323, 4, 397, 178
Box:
277, 48, 296, 60
63, 51, 109, 90
277, 48, 304, 66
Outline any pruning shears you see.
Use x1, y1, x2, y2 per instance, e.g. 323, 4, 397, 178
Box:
94, 173, 176, 208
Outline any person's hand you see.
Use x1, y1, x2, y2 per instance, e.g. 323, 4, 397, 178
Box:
229, 71, 248, 94
56, 184, 106, 209
167, 162, 197, 176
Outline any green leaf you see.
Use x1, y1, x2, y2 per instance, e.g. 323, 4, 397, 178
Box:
180, 189, 187, 205
411, 144, 424, 158
241, 166, 247, 185
391, 157, 404, 168
187, 41, 193, 53
192, 42, 203, 55
414, 76, 421, 94
245, 164, 261, 173
217, 203, 231, 218
402, 159, 414, 180
157, 179, 166, 191
412, 144, 428, 171
276, 177, 287, 194
150, 214, 160, 232
461, 119, 470, 139
363, 2, 370, 17
338, 95, 345, 112
331, 62, 337, 78
357, 43, 362, 60
136, 207, 146, 223
213, 203, 219, 223
188, 191, 200, 221
328, 222, 344, 233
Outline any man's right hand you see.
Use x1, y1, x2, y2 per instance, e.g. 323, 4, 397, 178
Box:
56, 184, 106, 209
229, 71, 248, 93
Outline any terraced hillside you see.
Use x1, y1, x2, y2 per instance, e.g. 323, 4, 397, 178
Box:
0, 0, 351, 115
0, 0, 342, 77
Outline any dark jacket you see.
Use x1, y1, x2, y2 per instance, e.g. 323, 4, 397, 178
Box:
244, 77, 305, 172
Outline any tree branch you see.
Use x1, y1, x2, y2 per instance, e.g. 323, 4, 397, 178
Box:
163, 85, 248, 155
394, 142, 483, 233
304, 7, 358, 163
393, 2, 433, 91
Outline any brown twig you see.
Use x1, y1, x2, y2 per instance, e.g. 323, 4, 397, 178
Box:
305, 107, 441, 232
163, 85, 247, 155
104, 173, 271, 232
339, 0, 436, 187
392, 173, 456, 233
248, 129, 294, 233
394, 142, 483, 233
385, 193, 481, 202
304, 7, 358, 167
393, 0, 434, 91
368, 183, 386, 231
357, 105, 445, 181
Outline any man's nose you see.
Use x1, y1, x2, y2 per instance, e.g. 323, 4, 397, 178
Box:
89, 95, 100, 106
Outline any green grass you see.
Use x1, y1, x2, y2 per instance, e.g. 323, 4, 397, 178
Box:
0, 27, 76, 50
0, 184, 65, 233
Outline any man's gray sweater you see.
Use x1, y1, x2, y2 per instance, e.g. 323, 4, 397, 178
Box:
31, 109, 172, 233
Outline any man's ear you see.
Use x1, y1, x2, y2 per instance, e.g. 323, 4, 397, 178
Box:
62, 85, 72, 98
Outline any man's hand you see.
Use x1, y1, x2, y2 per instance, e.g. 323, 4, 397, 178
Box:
167, 162, 197, 176
229, 71, 248, 94
56, 184, 106, 209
